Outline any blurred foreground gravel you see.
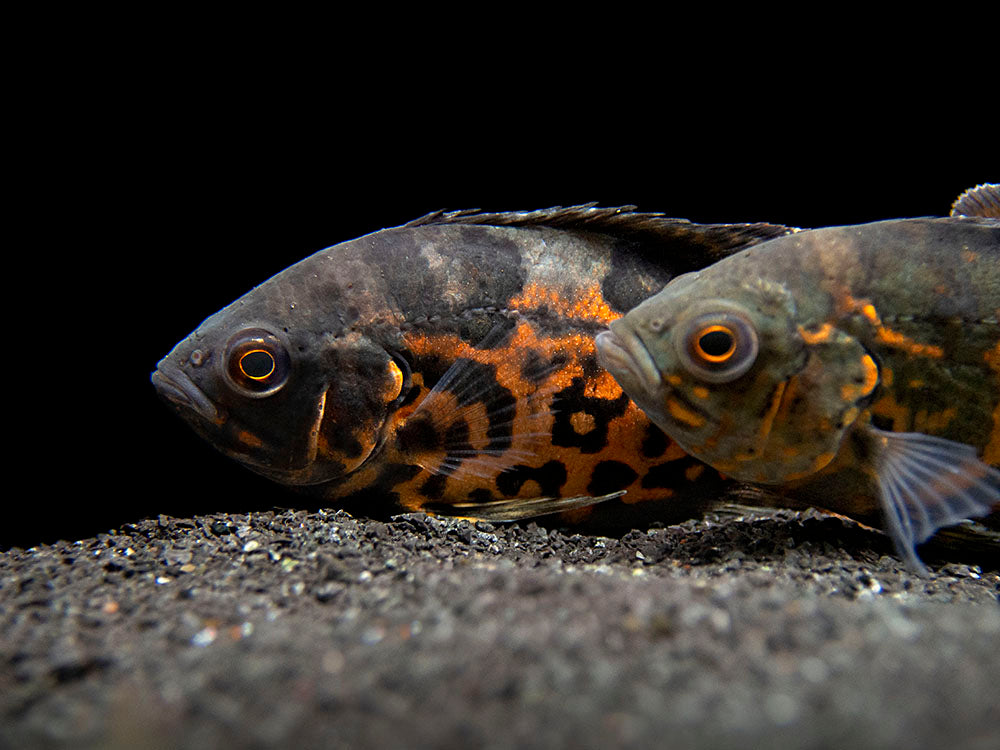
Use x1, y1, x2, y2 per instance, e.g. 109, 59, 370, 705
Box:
2, 507, 998, 749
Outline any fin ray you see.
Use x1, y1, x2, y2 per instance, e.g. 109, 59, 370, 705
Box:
402, 322, 557, 483
871, 428, 1000, 574
431, 491, 628, 522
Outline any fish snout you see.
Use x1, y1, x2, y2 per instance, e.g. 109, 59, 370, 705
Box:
595, 324, 663, 396
151, 358, 222, 423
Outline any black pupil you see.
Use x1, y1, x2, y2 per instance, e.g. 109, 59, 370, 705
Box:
241, 350, 275, 379
700, 330, 733, 357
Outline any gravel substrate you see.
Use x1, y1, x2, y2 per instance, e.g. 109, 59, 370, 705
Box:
1, 507, 998, 749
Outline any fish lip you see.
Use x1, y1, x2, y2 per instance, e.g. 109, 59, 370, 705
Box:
151, 360, 221, 423
596, 323, 663, 395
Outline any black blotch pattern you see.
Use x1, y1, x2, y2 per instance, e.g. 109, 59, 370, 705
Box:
600, 239, 676, 314
399, 384, 422, 408
326, 430, 364, 460
870, 414, 895, 432
441, 419, 473, 475
335, 462, 423, 514
587, 461, 638, 496
443, 359, 517, 453
419, 473, 448, 500
411, 352, 452, 391
640, 423, 669, 458
467, 488, 497, 504
396, 414, 442, 455
641, 459, 696, 489
551, 378, 630, 454
495, 460, 568, 498
521, 349, 567, 385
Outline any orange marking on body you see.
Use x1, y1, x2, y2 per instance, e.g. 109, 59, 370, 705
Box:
875, 325, 944, 358
774, 373, 802, 425
386, 360, 404, 401
236, 430, 263, 448
985, 403, 1000, 465
984, 341, 1000, 375
684, 464, 704, 481
840, 354, 880, 402
667, 398, 706, 428
663, 441, 689, 461
908, 379, 924, 388
798, 322, 834, 345
755, 380, 786, 456
781, 451, 837, 482
508, 281, 619, 326
924, 407, 957, 433
666, 374, 683, 387
392, 319, 694, 510
961, 249, 978, 263
691, 385, 710, 400
841, 406, 860, 428
870, 392, 912, 431
585, 370, 623, 400
570, 412, 596, 434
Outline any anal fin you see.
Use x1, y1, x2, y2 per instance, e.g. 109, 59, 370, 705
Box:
430, 491, 627, 522
871, 427, 1000, 575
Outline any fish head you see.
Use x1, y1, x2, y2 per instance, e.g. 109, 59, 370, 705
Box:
152, 282, 409, 488
597, 264, 877, 484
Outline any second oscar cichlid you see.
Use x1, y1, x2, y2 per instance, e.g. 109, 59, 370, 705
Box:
152, 205, 791, 525
597, 185, 1000, 572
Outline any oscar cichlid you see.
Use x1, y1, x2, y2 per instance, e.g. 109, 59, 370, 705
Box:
152, 205, 790, 524
597, 185, 1000, 572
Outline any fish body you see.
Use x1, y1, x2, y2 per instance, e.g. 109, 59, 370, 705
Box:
153, 206, 789, 523
597, 186, 1000, 571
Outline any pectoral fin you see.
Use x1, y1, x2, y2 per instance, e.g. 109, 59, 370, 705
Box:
430, 491, 627, 522
398, 321, 559, 483
871, 427, 1000, 575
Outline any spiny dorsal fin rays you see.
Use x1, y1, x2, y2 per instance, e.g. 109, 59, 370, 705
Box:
872, 427, 1000, 576
951, 184, 1000, 219
430, 490, 628, 522
404, 204, 795, 264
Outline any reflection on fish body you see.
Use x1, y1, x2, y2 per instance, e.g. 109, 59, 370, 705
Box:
152, 205, 791, 524
597, 185, 1000, 572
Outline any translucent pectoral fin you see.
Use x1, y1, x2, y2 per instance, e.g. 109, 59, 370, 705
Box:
430, 491, 627, 522
871, 428, 1000, 576
399, 321, 560, 484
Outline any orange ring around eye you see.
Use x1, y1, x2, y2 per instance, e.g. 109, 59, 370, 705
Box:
240, 349, 276, 380
695, 325, 736, 363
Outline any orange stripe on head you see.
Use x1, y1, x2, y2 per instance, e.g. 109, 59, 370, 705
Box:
667, 397, 706, 428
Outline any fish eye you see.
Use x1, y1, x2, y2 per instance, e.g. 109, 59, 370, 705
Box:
677, 311, 758, 383
223, 328, 291, 397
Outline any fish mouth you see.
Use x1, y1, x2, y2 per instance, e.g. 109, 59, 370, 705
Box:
151, 360, 221, 423
595, 323, 663, 396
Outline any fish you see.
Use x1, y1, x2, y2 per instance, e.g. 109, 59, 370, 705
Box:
152, 205, 791, 525
596, 184, 1000, 572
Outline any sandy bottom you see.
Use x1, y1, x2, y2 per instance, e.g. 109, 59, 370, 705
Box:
1, 506, 998, 749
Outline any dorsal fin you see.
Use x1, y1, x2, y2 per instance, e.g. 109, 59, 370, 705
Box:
404, 204, 795, 262
951, 184, 1000, 219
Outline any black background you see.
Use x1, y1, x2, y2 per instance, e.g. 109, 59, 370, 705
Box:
14, 108, 995, 549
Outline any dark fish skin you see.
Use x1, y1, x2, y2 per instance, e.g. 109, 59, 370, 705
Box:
152, 205, 790, 524
598, 191, 1000, 570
